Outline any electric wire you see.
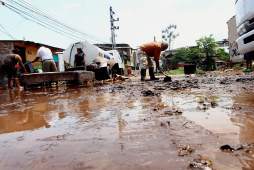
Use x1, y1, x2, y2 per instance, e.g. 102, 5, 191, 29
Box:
3, 2, 82, 41
14, 0, 106, 43
0, 0, 109, 43
4, 1, 88, 41
0, 23, 16, 39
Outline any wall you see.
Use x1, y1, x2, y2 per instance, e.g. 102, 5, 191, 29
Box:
227, 16, 244, 62
0, 42, 14, 56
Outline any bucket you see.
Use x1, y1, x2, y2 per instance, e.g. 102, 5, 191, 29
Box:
184, 64, 196, 75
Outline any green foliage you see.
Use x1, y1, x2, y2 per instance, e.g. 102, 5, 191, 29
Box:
196, 35, 217, 71
165, 67, 184, 75
172, 47, 202, 65
169, 34, 229, 71
196, 35, 218, 57
216, 48, 230, 61
196, 69, 206, 75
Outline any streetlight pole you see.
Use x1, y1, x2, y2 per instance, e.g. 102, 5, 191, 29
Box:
110, 6, 119, 49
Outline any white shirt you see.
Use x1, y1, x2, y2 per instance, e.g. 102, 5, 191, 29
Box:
93, 56, 108, 68
36, 46, 53, 61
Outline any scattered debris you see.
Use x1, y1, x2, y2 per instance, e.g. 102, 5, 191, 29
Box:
189, 156, 213, 170
141, 90, 155, 96
236, 77, 254, 83
197, 103, 210, 111
177, 145, 194, 156
164, 76, 172, 82
200, 78, 216, 84
220, 145, 235, 152
167, 79, 199, 90
160, 121, 170, 127
164, 108, 182, 116
220, 77, 233, 85
154, 103, 168, 111
183, 121, 191, 128
225, 106, 242, 111
154, 86, 166, 90
220, 144, 254, 153
141, 90, 160, 97
210, 101, 218, 108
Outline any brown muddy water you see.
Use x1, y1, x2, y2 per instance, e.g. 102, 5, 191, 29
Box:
0, 76, 254, 170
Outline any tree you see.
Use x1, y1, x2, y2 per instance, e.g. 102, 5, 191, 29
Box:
216, 48, 230, 61
162, 25, 179, 50
196, 35, 218, 71
171, 47, 202, 68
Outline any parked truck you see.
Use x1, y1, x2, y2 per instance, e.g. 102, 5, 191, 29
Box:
235, 0, 254, 60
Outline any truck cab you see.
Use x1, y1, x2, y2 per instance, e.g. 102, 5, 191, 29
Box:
235, 0, 254, 56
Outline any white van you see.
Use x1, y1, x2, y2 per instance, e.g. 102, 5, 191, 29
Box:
235, 0, 254, 55
106, 50, 124, 69
63, 41, 113, 68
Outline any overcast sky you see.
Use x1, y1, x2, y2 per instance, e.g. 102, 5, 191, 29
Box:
0, 0, 235, 49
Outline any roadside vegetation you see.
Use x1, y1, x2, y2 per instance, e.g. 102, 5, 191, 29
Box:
163, 35, 230, 72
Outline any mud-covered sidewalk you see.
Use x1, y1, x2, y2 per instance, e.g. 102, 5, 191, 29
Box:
0, 71, 254, 170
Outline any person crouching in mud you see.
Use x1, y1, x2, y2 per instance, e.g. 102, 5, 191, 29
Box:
0, 49, 27, 89
138, 41, 168, 81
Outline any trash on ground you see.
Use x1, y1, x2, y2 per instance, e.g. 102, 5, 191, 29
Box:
189, 156, 213, 170
164, 108, 183, 116
177, 145, 194, 156
141, 90, 160, 97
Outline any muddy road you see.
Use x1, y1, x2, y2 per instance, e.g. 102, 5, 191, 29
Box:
0, 73, 254, 170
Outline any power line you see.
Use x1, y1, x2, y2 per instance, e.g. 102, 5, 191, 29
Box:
0, 23, 16, 39
8, 0, 98, 42
0, 0, 109, 43
3, 2, 82, 41
15, 0, 106, 43
4, 0, 90, 41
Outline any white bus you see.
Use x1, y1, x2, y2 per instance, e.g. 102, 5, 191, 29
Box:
235, 0, 254, 57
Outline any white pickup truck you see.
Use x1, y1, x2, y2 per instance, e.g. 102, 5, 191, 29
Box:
235, 0, 254, 57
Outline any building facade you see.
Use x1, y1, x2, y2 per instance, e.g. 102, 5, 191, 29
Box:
0, 40, 64, 63
227, 16, 244, 62
0, 40, 64, 84
95, 43, 137, 68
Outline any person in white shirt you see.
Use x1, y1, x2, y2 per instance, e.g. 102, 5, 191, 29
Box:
32, 46, 57, 72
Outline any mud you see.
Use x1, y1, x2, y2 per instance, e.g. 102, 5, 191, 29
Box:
0, 73, 254, 170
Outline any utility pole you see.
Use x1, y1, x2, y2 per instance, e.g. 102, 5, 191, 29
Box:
110, 6, 119, 49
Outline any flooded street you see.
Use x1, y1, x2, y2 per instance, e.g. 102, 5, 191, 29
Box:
0, 74, 254, 170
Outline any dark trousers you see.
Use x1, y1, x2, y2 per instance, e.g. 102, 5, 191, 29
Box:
141, 67, 156, 81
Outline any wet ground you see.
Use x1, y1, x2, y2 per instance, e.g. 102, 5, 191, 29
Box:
0, 72, 254, 170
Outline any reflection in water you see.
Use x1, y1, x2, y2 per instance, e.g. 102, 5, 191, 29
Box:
231, 93, 254, 143
231, 93, 254, 169
0, 109, 49, 134
0, 89, 56, 134
164, 93, 240, 134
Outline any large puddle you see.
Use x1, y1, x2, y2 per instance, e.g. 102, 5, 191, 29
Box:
161, 88, 254, 144
0, 81, 254, 169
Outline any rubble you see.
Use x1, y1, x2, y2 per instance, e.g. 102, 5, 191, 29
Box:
189, 156, 213, 170
236, 76, 254, 83
167, 79, 199, 90
220, 144, 235, 152
141, 90, 160, 96
220, 143, 254, 153
164, 108, 183, 116
177, 145, 194, 156
220, 77, 234, 84
163, 76, 172, 82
